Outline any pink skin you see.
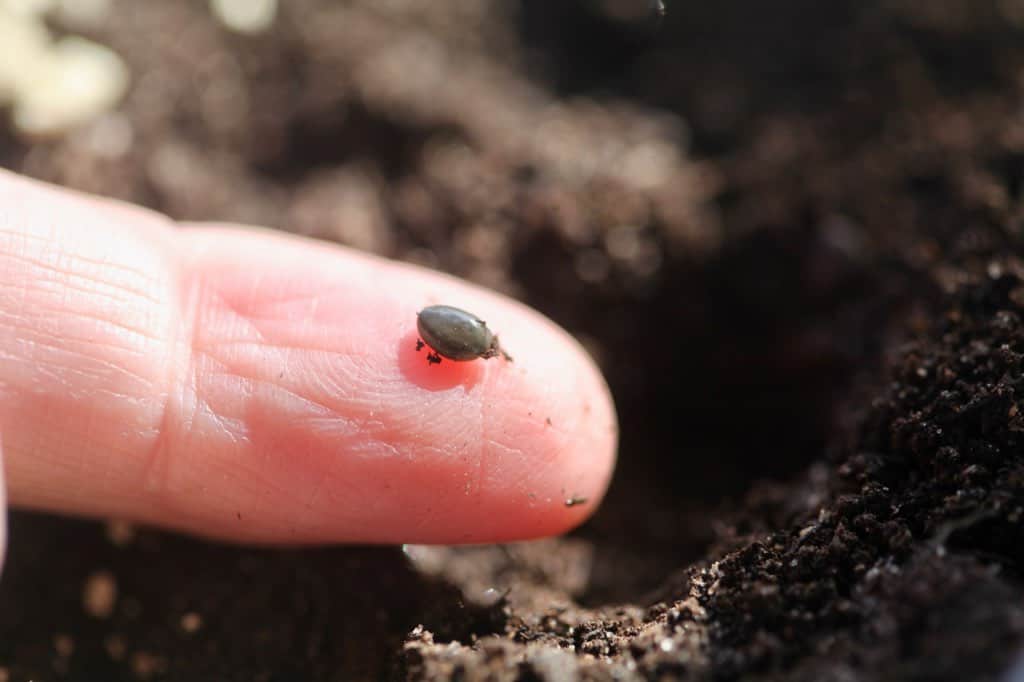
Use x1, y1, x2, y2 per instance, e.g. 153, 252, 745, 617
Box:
0, 170, 617, 551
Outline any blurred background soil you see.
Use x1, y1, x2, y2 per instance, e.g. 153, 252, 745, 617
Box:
2, 0, 1024, 679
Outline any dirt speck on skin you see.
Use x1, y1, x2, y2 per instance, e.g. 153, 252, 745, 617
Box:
2, 0, 1024, 680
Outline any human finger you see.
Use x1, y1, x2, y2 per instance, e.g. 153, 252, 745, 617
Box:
0, 170, 617, 544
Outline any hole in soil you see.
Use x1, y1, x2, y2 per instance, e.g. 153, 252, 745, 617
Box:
990, 152, 1024, 203
517, 0, 663, 94
513, 221, 886, 605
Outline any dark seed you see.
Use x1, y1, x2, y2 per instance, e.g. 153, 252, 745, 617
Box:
416, 305, 510, 362
565, 496, 588, 507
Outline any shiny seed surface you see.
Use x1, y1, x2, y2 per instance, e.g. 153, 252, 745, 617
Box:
417, 305, 500, 361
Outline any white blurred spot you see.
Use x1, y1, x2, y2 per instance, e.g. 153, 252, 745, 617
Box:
82, 570, 117, 619
1, 0, 55, 17
11, 36, 129, 137
210, 0, 278, 34
55, 0, 111, 28
0, 9, 51, 102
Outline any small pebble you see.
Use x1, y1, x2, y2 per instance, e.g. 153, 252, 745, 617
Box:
132, 651, 166, 680
106, 519, 136, 546
54, 633, 75, 657
12, 36, 129, 137
210, 0, 277, 34
104, 634, 126, 661
180, 612, 203, 634
83, 570, 117, 619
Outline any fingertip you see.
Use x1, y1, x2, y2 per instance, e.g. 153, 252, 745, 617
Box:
173, 226, 620, 543
482, 310, 619, 541
384, 284, 619, 543
0, 203, 618, 545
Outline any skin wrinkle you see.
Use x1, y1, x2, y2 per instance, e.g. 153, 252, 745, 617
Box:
192, 278, 385, 393
136, 249, 191, 523
182, 285, 369, 518
10, 344, 123, 393
221, 286, 380, 327
301, 353, 388, 415
2, 242, 167, 308
1, 299, 160, 388
31, 292, 165, 345
146, 389, 248, 523
0, 276, 163, 368
200, 285, 385, 357
195, 282, 269, 348
0, 198, 182, 519
338, 436, 405, 462
249, 376, 361, 436
486, 438, 540, 493
301, 288, 321, 342
13, 333, 155, 392
178, 367, 252, 461
30, 271, 152, 309
19, 315, 154, 362
240, 253, 384, 299
388, 394, 480, 460
160, 336, 387, 528
183, 390, 249, 449
476, 380, 489, 507
202, 339, 372, 364
58, 251, 167, 301
220, 369, 361, 431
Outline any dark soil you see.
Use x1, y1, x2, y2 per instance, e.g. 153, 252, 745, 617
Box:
3, 0, 1024, 679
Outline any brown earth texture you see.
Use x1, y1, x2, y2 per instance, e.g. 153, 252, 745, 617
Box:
3, 0, 1024, 680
